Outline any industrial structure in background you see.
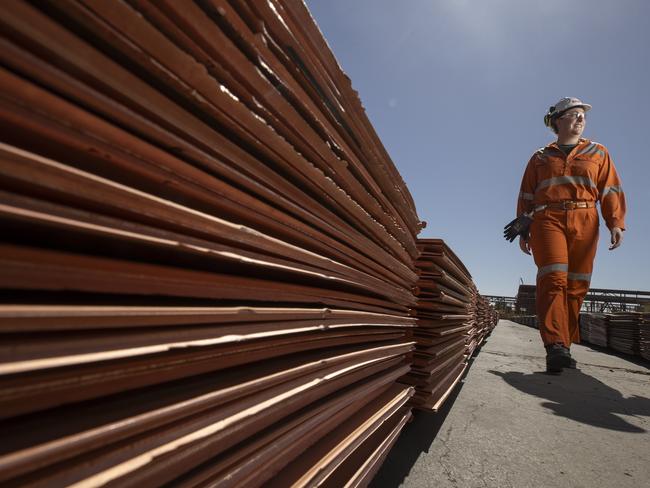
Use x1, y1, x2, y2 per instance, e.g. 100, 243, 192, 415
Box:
0, 1, 497, 486
487, 285, 650, 316
487, 285, 650, 362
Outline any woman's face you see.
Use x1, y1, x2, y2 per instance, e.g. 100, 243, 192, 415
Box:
555, 107, 586, 138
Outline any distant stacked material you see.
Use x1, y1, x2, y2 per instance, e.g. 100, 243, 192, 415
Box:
471, 294, 499, 352
0, 1, 423, 485
580, 312, 650, 361
580, 313, 609, 347
512, 315, 538, 328
608, 312, 643, 355
403, 239, 497, 411
465, 290, 480, 357
640, 315, 650, 361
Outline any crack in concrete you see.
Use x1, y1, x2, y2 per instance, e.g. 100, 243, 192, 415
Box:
463, 403, 483, 434
438, 426, 458, 484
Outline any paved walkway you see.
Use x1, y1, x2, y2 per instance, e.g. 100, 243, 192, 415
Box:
371, 320, 650, 488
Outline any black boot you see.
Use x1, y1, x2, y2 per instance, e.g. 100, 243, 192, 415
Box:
545, 344, 571, 374
566, 348, 577, 369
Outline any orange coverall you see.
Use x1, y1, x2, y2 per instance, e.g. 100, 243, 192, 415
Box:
517, 139, 626, 347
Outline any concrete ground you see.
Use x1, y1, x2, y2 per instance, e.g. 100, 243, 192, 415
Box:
371, 320, 650, 488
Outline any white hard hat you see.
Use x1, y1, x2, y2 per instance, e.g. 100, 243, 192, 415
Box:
544, 97, 592, 127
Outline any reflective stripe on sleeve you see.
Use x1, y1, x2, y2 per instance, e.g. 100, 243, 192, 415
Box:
568, 272, 592, 282
519, 191, 534, 201
537, 263, 568, 279
601, 185, 623, 198
536, 175, 597, 191
578, 143, 605, 158
578, 143, 596, 155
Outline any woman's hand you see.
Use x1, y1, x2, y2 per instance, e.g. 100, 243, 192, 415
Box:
519, 236, 531, 255
609, 227, 623, 250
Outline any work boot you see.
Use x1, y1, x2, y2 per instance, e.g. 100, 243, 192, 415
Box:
545, 343, 571, 374
566, 349, 577, 369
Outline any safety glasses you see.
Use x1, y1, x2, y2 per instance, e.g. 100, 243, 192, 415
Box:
559, 112, 586, 121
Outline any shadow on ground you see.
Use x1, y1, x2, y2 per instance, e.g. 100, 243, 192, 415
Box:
489, 368, 650, 433
506, 321, 650, 370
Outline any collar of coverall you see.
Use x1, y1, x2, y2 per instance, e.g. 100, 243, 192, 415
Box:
546, 138, 589, 151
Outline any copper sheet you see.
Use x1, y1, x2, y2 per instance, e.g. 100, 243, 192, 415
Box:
0, 190, 415, 304
411, 342, 467, 370
0, 1, 418, 280
67, 0, 415, 263
0, 66, 417, 294
417, 239, 473, 281
0, 1, 468, 484
168, 367, 410, 487
0, 329, 413, 418
0, 305, 416, 332
415, 363, 468, 412
413, 335, 465, 355
0, 352, 411, 485
415, 322, 473, 336
416, 267, 472, 298
59, 360, 410, 488
0, 135, 414, 290
0, 244, 411, 314
244, 0, 421, 237
265, 383, 414, 487
317, 408, 412, 488
417, 281, 471, 303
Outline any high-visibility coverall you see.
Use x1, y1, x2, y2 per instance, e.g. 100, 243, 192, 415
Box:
517, 139, 626, 347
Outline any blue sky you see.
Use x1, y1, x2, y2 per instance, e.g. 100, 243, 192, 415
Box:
305, 0, 650, 296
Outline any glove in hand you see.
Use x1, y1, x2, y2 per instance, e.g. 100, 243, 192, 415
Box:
503, 214, 533, 242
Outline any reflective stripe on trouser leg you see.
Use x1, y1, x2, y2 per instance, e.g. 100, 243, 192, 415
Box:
535, 266, 569, 346
567, 273, 591, 344
566, 208, 599, 345
529, 210, 571, 347
538, 263, 569, 279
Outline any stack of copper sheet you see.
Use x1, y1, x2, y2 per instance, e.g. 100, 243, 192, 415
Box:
512, 315, 538, 328
464, 289, 480, 357
0, 1, 423, 485
580, 312, 650, 361
639, 316, 650, 361
580, 313, 609, 347
467, 294, 498, 356
608, 312, 645, 356
403, 239, 496, 411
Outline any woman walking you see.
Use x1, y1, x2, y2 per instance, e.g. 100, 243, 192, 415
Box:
507, 97, 626, 373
